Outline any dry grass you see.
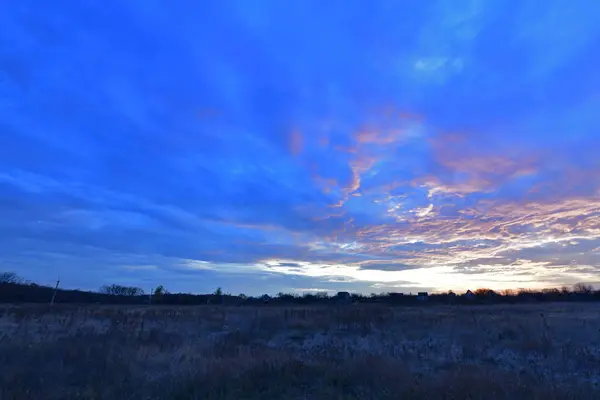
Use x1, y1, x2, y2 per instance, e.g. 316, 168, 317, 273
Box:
1, 303, 600, 399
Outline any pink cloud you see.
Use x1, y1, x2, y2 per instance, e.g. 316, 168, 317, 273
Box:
318, 134, 330, 148
288, 129, 304, 156
419, 132, 541, 195
328, 107, 426, 207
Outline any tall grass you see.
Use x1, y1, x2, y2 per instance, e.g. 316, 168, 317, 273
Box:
1, 303, 599, 399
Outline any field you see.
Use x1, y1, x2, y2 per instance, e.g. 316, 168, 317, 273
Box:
1, 303, 600, 399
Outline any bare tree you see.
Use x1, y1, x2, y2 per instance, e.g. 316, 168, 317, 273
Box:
100, 284, 145, 296
0, 272, 24, 284
474, 288, 492, 296
541, 288, 560, 295
154, 285, 166, 296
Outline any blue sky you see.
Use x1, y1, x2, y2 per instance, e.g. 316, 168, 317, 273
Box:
1, 1, 600, 295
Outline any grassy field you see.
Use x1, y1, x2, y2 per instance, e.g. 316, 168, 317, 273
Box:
1, 303, 600, 399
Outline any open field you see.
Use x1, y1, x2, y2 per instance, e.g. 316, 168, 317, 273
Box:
2, 303, 600, 399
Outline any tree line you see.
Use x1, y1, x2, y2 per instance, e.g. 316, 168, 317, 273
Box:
1, 272, 599, 305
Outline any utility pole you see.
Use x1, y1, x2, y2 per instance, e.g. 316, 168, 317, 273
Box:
149, 288, 153, 305
50, 278, 60, 305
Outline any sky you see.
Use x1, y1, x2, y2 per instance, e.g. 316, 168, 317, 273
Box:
1, 1, 600, 295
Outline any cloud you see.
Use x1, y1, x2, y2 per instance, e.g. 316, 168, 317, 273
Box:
2, 0, 599, 294
292, 288, 332, 293
414, 57, 464, 73
288, 129, 304, 156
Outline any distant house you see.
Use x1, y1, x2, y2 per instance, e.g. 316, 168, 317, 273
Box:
417, 292, 428, 301
463, 290, 476, 300
388, 292, 404, 297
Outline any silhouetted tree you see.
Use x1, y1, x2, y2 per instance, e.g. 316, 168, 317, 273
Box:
100, 284, 144, 296
154, 285, 166, 296
0, 272, 24, 284
541, 288, 560, 295
573, 283, 593, 294
275, 292, 296, 303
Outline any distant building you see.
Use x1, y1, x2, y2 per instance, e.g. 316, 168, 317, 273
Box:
417, 292, 428, 301
463, 290, 476, 300
388, 292, 404, 297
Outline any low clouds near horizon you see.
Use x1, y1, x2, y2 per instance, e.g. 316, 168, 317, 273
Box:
1, 1, 600, 295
